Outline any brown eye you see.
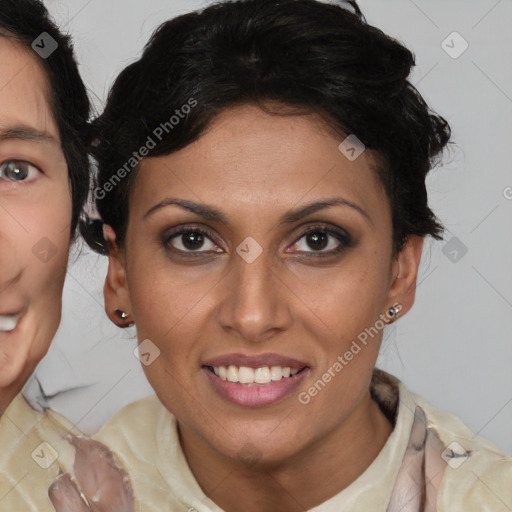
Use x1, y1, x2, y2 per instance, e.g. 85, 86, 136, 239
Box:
289, 227, 352, 255
165, 228, 222, 254
182, 232, 205, 250
305, 232, 328, 251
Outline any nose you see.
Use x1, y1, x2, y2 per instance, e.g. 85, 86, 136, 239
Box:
217, 248, 293, 343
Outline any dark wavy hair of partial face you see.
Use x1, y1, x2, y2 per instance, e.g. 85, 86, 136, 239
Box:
0, 0, 90, 235
83, 0, 450, 255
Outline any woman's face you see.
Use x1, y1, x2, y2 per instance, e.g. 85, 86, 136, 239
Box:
106, 105, 422, 462
0, 38, 71, 400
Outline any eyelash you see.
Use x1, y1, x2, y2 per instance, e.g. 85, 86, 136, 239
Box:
291, 225, 353, 257
162, 224, 353, 259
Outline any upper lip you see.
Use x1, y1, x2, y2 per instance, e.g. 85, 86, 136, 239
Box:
202, 353, 309, 369
0, 311, 22, 317
0, 303, 25, 316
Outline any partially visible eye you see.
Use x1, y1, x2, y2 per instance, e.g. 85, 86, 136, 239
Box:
165, 228, 223, 254
0, 160, 41, 182
289, 226, 352, 255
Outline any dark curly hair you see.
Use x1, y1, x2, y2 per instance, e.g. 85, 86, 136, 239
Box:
84, 0, 450, 254
0, 0, 90, 234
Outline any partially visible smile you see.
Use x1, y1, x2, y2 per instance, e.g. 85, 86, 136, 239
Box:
0, 313, 21, 333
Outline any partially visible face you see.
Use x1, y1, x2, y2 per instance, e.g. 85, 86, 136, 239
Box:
108, 104, 417, 463
0, 37, 71, 397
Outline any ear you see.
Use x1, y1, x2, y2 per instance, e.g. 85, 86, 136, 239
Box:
103, 225, 134, 328
386, 235, 424, 319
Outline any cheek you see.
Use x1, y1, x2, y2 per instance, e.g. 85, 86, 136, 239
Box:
287, 251, 391, 340
125, 229, 223, 346
292, 254, 391, 421
0, 184, 71, 385
24, 191, 71, 330
1, 181, 71, 285
128, 273, 204, 414
127, 259, 210, 363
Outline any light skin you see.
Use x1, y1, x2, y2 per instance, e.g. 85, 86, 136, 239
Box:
104, 105, 423, 511
0, 37, 72, 414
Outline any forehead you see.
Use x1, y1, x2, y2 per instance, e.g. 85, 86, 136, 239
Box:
0, 36, 59, 139
135, 105, 386, 220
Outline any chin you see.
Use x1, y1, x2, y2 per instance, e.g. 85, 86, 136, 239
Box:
208, 421, 306, 467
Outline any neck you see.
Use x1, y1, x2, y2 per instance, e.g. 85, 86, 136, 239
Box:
180, 392, 393, 512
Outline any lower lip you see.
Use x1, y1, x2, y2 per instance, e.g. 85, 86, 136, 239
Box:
202, 367, 309, 407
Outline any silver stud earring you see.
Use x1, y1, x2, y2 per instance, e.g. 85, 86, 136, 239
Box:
387, 304, 402, 321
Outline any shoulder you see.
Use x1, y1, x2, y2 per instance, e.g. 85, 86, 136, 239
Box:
407, 386, 512, 511
0, 394, 66, 511
94, 394, 167, 466
93, 394, 175, 506
96, 394, 164, 440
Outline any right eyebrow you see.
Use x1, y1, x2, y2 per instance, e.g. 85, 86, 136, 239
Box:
0, 125, 56, 143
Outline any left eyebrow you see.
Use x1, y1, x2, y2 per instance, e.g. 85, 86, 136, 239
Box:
0, 125, 56, 143
143, 198, 229, 224
277, 197, 372, 225
143, 196, 372, 226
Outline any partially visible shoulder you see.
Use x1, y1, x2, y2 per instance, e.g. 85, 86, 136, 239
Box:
98, 394, 164, 430
0, 394, 75, 512
93, 394, 167, 466
412, 389, 512, 511
93, 394, 173, 502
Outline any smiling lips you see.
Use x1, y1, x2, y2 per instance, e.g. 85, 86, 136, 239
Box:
0, 314, 21, 332
202, 353, 309, 407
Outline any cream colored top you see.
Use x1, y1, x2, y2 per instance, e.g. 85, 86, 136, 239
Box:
95, 371, 512, 511
0, 393, 77, 512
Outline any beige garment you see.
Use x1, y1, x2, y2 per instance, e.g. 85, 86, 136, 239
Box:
0, 393, 77, 512
95, 371, 512, 512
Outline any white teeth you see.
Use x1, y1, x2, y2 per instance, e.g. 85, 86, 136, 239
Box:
0, 314, 20, 333
254, 367, 271, 384
227, 365, 238, 383
270, 366, 282, 381
238, 367, 254, 384
211, 365, 302, 384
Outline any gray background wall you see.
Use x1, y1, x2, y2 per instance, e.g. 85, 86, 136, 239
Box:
27, 0, 512, 453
